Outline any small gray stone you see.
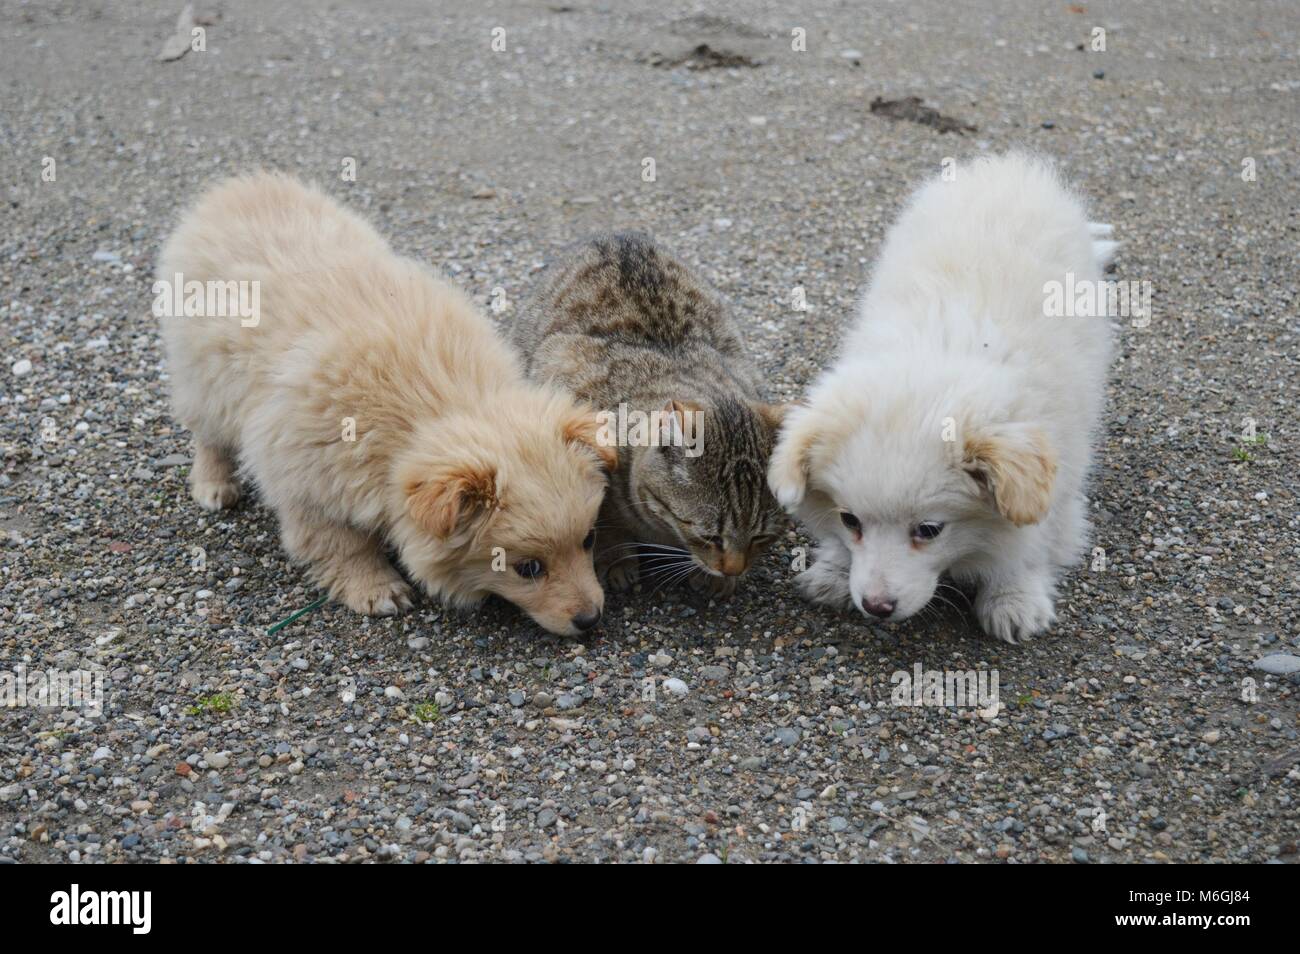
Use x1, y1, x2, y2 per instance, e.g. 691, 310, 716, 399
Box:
1253, 654, 1300, 676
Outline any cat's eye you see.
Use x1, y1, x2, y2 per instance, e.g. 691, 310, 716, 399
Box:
582, 529, 596, 550
839, 512, 862, 534
912, 521, 945, 541
704, 535, 724, 549
514, 559, 546, 579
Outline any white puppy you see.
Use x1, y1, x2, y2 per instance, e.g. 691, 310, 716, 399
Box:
769, 153, 1113, 643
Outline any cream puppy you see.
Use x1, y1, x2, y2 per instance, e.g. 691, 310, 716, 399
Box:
158, 173, 614, 636
769, 153, 1113, 643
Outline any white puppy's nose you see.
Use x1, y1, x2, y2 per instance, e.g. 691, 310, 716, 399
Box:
862, 597, 897, 619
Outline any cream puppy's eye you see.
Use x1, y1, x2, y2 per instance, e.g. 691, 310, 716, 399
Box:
582, 529, 596, 550
514, 559, 546, 579
912, 521, 945, 541
839, 512, 862, 534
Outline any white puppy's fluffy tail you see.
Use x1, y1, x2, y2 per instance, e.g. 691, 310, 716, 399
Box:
1088, 222, 1119, 270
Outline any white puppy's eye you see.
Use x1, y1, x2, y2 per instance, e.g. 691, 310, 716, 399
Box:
839, 511, 862, 534
912, 521, 945, 541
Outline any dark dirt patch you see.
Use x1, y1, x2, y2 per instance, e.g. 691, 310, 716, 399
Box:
645, 44, 762, 70
869, 96, 977, 134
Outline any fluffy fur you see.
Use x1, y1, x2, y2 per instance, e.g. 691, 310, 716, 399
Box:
159, 172, 614, 636
768, 153, 1113, 643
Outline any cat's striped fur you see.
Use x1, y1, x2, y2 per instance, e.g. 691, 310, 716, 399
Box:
513, 232, 786, 596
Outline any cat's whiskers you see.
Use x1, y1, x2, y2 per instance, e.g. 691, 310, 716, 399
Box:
936, 581, 972, 610
648, 561, 702, 595
639, 556, 695, 579
605, 542, 688, 554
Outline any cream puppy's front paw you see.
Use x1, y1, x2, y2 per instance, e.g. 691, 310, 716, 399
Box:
334, 570, 414, 617
191, 478, 241, 511
975, 580, 1056, 644
189, 442, 241, 510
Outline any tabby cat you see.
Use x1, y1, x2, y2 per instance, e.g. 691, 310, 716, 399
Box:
513, 232, 786, 597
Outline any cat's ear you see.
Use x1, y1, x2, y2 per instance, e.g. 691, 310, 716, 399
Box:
766, 403, 819, 509
405, 461, 498, 539
562, 409, 618, 472
961, 422, 1057, 526
753, 401, 792, 432
658, 399, 703, 451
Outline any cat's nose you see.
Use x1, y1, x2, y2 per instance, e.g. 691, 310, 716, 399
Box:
718, 550, 748, 576
571, 608, 602, 632
862, 597, 897, 619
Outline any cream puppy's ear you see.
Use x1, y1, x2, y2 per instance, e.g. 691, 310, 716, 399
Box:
767, 404, 819, 509
562, 410, 618, 472
405, 463, 498, 539
962, 423, 1057, 527
753, 401, 791, 431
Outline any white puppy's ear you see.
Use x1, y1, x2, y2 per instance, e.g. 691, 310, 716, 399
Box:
962, 423, 1057, 527
767, 404, 819, 509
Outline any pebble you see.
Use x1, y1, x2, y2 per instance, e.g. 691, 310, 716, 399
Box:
662, 677, 688, 696
1254, 654, 1300, 676
204, 752, 230, 769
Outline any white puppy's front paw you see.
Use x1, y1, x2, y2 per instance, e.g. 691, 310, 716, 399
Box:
975, 582, 1056, 644
796, 559, 852, 609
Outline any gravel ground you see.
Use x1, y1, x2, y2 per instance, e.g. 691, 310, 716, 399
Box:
2, 0, 1298, 864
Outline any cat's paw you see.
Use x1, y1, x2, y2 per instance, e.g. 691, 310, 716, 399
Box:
796, 560, 852, 608
974, 581, 1055, 644
689, 570, 737, 600
603, 557, 641, 592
